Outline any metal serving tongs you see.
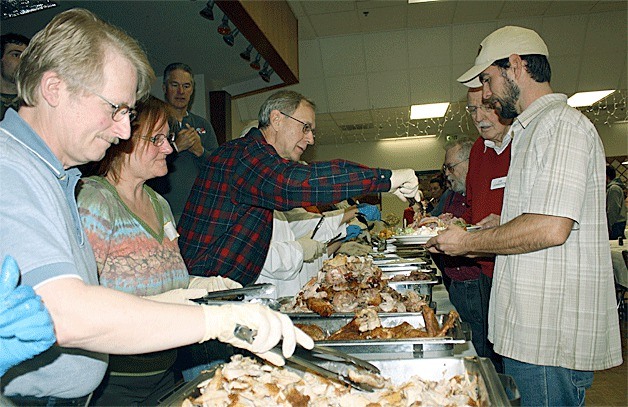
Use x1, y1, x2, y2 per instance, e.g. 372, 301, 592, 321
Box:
234, 324, 381, 392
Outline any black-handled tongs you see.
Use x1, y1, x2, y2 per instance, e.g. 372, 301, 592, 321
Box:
234, 324, 381, 392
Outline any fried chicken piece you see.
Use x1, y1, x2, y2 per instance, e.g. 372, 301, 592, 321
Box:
422, 304, 440, 336
437, 310, 460, 337
365, 326, 394, 339
306, 298, 335, 317
294, 323, 327, 341
327, 309, 381, 340
387, 321, 430, 338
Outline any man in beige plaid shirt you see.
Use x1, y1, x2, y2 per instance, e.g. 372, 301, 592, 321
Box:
427, 26, 622, 406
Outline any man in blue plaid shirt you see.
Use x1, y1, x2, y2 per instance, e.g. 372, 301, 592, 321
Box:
178, 90, 420, 285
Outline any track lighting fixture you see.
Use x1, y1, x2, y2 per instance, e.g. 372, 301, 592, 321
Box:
223, 28, 239, 46
249, 53, 262, 70
217, 14, 231, 35
239, 44, 253, 61
259, 62, 274, 82
199, 1, 215, 20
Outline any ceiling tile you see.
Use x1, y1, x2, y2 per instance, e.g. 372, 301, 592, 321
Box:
549, 55, 582, 96
366, 69, 410, 109
544, 0, 596, 16
299, 39, 324, 79
540, 15, 589, 57
325, 74, 370, 111
453, 1, 503, 24
499, 1, 551, 18
363, 30, 408, 72
583, 12, 627, 54
300, 0, 357, 15
409, 65, 452, 104
578, 52, 626, 91
356, 4, 408, 33
309, 10, 361, 37
451, 22, 498, 72
407, 0, 456, 28
330, 109, 373, 125
319, 34, 366, 77
407, 26, 452, 68
591, 0, 628, 13
287, 77, 330, 113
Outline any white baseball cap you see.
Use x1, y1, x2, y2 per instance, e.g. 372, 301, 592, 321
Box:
457, 26, 549, 88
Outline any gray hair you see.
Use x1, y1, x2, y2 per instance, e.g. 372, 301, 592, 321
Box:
257, 90, 315, 129
163, 62, 194, 87
17, 8, 154, 106
444, 135, 474, 161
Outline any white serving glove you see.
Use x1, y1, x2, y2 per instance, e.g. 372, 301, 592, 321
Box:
296, 235, 326, 262
200, 303, 314, 366
188, 276, 242, 292
389, 169, 421, 203
142, 288, 206, 305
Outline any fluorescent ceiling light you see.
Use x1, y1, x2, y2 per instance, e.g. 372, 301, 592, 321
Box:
380, 134, 437, 141
567, 90, 615, 107
410, 102, 449, 120
408, 0, 441, 3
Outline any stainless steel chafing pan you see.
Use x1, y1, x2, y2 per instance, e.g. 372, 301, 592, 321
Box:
158, 356, 515, 406
289, 312, 469, 359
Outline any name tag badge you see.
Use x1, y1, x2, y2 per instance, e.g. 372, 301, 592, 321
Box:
490, 176, 507, 190
164, 221, 179, 241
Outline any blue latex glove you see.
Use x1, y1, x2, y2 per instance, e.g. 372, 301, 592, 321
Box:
0, 256, 56, 376
344, 225, 362, 241
357, 203, 381, 221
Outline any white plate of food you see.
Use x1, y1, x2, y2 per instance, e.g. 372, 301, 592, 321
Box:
392, 234, 436, 244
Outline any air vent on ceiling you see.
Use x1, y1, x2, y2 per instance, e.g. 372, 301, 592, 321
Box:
338, 123, 374, 131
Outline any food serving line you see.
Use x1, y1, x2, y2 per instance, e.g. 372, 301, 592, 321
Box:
161, 236, 519, 406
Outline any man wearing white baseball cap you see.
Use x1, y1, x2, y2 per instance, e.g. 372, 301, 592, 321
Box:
427, 26, 622, 406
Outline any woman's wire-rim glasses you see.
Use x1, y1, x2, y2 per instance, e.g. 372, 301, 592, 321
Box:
280, 111, 316, 138
139, 133, 176, 147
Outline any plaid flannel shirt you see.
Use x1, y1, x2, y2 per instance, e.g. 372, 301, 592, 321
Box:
177, 128, 391, 285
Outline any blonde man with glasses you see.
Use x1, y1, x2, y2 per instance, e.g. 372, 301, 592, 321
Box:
0, 9, 313, 405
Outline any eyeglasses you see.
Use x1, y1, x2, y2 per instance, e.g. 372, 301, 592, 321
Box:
442, 158, 468, 173
280, 111, 316, 138
81, 85, 137, 122
139, 133, 175, 147
465, 104, 494, 117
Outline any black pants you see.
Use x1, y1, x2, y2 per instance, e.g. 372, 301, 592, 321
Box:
6, 394, 91, 406
90, 369, 175, 406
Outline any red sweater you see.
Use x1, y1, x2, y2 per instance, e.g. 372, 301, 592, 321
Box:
464, 137, 512, 277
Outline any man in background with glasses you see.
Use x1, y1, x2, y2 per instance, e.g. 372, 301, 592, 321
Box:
149, 62, 219, 222
178, 90, 423, 286
460, 87, 512, 373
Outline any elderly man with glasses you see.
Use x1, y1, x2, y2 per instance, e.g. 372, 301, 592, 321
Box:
178, 90, 422, 286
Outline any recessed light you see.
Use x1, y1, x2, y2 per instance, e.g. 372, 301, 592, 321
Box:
567, 90, 615, 107
410, 102, 449, 120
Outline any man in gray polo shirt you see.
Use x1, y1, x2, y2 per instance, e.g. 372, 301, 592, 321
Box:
0, 8, 312, 405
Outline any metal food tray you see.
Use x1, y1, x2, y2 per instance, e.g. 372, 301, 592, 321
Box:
386, 275, 440, 303
290, 312, 468, 359
159, 356, 513, 406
